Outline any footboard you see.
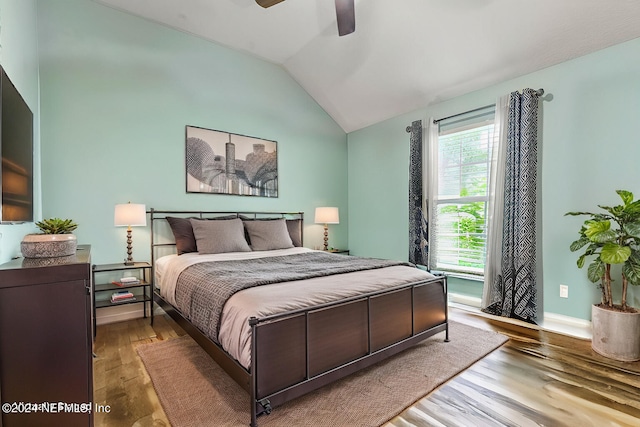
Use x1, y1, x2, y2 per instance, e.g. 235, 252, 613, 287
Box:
250, 276, 447, 426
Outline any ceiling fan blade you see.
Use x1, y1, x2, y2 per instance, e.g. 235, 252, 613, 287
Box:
255, 0, 285, 8
335, 0, 355, 36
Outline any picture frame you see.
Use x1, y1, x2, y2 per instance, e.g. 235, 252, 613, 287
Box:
185, 125, 278, 197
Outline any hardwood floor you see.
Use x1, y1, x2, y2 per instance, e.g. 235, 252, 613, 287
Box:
93, 316, 183, 427
387, 310, 640, 427
93, 308, 640, 426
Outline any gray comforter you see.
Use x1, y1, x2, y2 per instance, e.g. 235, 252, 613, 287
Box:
174, 251, 410, 343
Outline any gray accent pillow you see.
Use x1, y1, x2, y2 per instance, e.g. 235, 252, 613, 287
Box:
167, 215, 238, 255
286, 219, 303, 247
243, 218, 294, 251
167, 217, 198, 255
190, 218, 251, 254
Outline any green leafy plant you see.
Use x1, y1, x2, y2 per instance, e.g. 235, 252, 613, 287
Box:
35, 218, 78, 235
566, 190, 640, 312
440, 199, 486, 269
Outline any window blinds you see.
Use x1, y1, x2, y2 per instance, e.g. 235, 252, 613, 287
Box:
430, 105, 495, 275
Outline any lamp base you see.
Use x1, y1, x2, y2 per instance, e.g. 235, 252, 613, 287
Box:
124, 228, 135, 266
323, 224, 329, 251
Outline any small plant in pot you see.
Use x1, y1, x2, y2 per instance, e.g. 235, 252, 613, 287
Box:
21, 218, 79, 258
566, 190, 640, 361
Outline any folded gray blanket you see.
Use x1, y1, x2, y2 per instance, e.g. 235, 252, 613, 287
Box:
174, 251, 411, 343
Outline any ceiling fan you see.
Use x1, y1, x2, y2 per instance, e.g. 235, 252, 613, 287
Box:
256, 0, 356, 36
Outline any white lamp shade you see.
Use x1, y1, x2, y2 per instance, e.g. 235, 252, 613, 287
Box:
114, 203, 147, 227
315, 207, 339, 224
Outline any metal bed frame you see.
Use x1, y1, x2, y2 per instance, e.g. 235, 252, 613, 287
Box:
149, 208, 449, 426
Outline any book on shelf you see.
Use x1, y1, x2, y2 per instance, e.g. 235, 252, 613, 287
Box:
112, 290, 134, 297
111, 279, 140, 287
111, 291, 135, 302
111, 296, 136, 304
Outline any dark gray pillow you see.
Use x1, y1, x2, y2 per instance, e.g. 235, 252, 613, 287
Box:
243, 218, 294, 251
286, 219, 303, 247
166, 217, 198, 255
190, 218, 251, 254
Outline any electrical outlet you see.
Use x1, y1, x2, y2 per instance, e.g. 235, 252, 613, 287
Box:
559, 284, 569, 298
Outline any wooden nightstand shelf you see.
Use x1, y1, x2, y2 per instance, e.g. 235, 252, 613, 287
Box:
92, 261, 153, 336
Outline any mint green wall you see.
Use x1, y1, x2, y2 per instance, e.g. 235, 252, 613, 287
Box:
348, 38, 640, 321
37, 0, 347, 264
0, 0, 39, 263
8, 0, 639, 321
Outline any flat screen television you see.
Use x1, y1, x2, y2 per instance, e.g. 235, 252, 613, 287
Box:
0, 65, 34, 223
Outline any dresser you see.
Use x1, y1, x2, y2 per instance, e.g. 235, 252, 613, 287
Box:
0, 245, 93, 427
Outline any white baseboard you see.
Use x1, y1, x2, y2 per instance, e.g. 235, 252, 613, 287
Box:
449, 293, 482, 308
540, 311, 592, 340
449, 293, 592, 340
95, 304, 166, 326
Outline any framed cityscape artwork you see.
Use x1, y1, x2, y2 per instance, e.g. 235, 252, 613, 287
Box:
185, 125, 278, 197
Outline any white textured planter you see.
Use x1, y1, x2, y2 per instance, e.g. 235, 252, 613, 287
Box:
591, 304, 640, 362
21, 234, 77, 258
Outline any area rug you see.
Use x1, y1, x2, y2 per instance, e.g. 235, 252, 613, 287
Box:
137, 321, 507, 427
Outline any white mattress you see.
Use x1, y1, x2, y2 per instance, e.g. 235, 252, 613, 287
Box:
156, 248, 434, 369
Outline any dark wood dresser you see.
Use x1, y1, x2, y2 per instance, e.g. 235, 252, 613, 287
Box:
0, 245, 93, 427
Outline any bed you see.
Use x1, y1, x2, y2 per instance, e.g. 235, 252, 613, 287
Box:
149, 209, 448, 426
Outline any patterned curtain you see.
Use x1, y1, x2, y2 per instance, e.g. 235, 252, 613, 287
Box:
407, 120, 428, 266
482, 89, 540, 323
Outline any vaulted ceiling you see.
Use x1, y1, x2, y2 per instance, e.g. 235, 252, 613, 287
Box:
95, 0, 640, 132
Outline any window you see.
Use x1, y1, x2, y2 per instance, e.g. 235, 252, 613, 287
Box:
429, 106, 496, 276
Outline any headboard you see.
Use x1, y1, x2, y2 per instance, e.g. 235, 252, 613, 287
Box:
148, 208, 305, 270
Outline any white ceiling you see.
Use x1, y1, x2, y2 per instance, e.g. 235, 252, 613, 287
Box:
95, 0, 640, 133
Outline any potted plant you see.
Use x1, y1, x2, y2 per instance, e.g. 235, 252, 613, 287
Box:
21, 218, 79, 258
566, 189, 640, 361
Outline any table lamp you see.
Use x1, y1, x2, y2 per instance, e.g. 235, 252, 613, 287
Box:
114, 202, 147, 265
315, 207, 339, 251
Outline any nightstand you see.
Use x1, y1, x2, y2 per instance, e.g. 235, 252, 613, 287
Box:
328, 249, 350, 255
92, 261, 153, 337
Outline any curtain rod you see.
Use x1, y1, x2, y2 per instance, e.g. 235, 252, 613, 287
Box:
433, 103, 494, 124
432, 88, 544, 124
